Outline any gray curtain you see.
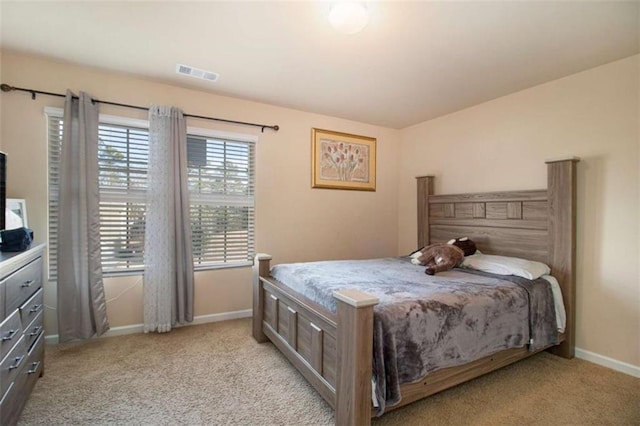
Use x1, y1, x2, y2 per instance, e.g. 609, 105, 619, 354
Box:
143, 106, 194, 333
57, 90, 110, 342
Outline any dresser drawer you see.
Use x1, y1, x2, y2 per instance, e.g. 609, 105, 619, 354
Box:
5, 257, 43, 314
23, 310, 43, 352
0, 380, 16, 418
19, 288, 43, 329
19, 333, 44, 399
0, 335, 27, 398
0, 280, 5, 321
0, 334, 43, 426
0, 311, 23, 362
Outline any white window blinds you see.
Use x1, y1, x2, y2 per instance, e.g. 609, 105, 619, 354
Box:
47, 110, 256, 278
187, 136, 255, 266
98, 123, 148, 271
47, 113, 63, 278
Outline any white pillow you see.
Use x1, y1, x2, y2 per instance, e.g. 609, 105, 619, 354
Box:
461, 253, 551, 280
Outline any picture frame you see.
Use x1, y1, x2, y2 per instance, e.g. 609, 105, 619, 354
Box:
311, 128, 376, 191
6, 198, 28, 230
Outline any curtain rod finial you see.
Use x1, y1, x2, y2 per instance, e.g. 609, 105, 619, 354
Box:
273, 125, 280, 131
0, 84, 15, 93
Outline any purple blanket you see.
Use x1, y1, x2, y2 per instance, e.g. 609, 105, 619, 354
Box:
270, 257, 557, 415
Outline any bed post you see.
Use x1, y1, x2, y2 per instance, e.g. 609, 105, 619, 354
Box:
253, 253, 272, 343
416, 175, 435, 248
546, 157, 579, 359
333, 289, 379, 426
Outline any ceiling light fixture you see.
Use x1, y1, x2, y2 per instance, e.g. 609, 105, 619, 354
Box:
328, 2, 369, 35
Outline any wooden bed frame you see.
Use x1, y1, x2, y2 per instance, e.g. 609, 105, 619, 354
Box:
252, 158, 579, 425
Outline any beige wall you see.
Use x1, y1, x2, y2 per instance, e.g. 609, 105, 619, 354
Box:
398, 55, 639, 367
0, 51, 400, 334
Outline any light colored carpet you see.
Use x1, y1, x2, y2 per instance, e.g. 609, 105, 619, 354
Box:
19, 319, 639, 425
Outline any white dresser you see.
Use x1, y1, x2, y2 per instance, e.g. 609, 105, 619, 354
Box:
0, 243, 45, 425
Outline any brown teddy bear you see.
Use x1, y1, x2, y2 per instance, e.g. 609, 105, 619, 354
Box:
410, 237, 477, 275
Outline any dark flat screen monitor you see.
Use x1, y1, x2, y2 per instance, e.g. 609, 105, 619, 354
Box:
0, 152, 6, 231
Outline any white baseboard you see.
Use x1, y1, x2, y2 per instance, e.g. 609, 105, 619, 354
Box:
44, 309, 252, 345
575, 347, 640, 378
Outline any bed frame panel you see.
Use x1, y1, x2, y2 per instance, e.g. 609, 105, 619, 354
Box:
253, 158, 579, 425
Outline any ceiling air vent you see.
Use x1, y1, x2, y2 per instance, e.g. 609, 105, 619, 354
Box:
176, 64, 219, 82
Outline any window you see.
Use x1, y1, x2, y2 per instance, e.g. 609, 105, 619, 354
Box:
47, 109, 256, 278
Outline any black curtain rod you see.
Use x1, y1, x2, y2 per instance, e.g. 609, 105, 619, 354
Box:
0, 83, 280, 133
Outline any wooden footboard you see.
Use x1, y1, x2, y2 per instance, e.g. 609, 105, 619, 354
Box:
253, 253, 338, 405
252, 253, 379, 425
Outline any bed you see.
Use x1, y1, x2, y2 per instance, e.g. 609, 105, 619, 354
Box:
252, 158, 579, 425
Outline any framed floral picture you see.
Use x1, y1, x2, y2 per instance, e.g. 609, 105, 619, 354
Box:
311, 128, 376, 191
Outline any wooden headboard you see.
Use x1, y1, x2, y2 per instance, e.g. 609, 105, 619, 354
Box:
416, 157, 579, 358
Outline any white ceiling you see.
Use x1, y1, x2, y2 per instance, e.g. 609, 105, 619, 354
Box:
1, 1, 638, 129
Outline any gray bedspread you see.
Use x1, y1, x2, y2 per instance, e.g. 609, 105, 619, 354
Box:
270, 257, 558, 415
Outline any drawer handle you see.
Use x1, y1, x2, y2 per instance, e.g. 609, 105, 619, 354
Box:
29, 326, 43, 337
27, 361, 41, 375
2, 329, 18, 341
21, 279, 34, 288
29, 304, 43, 313
8, 355, 24, 370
